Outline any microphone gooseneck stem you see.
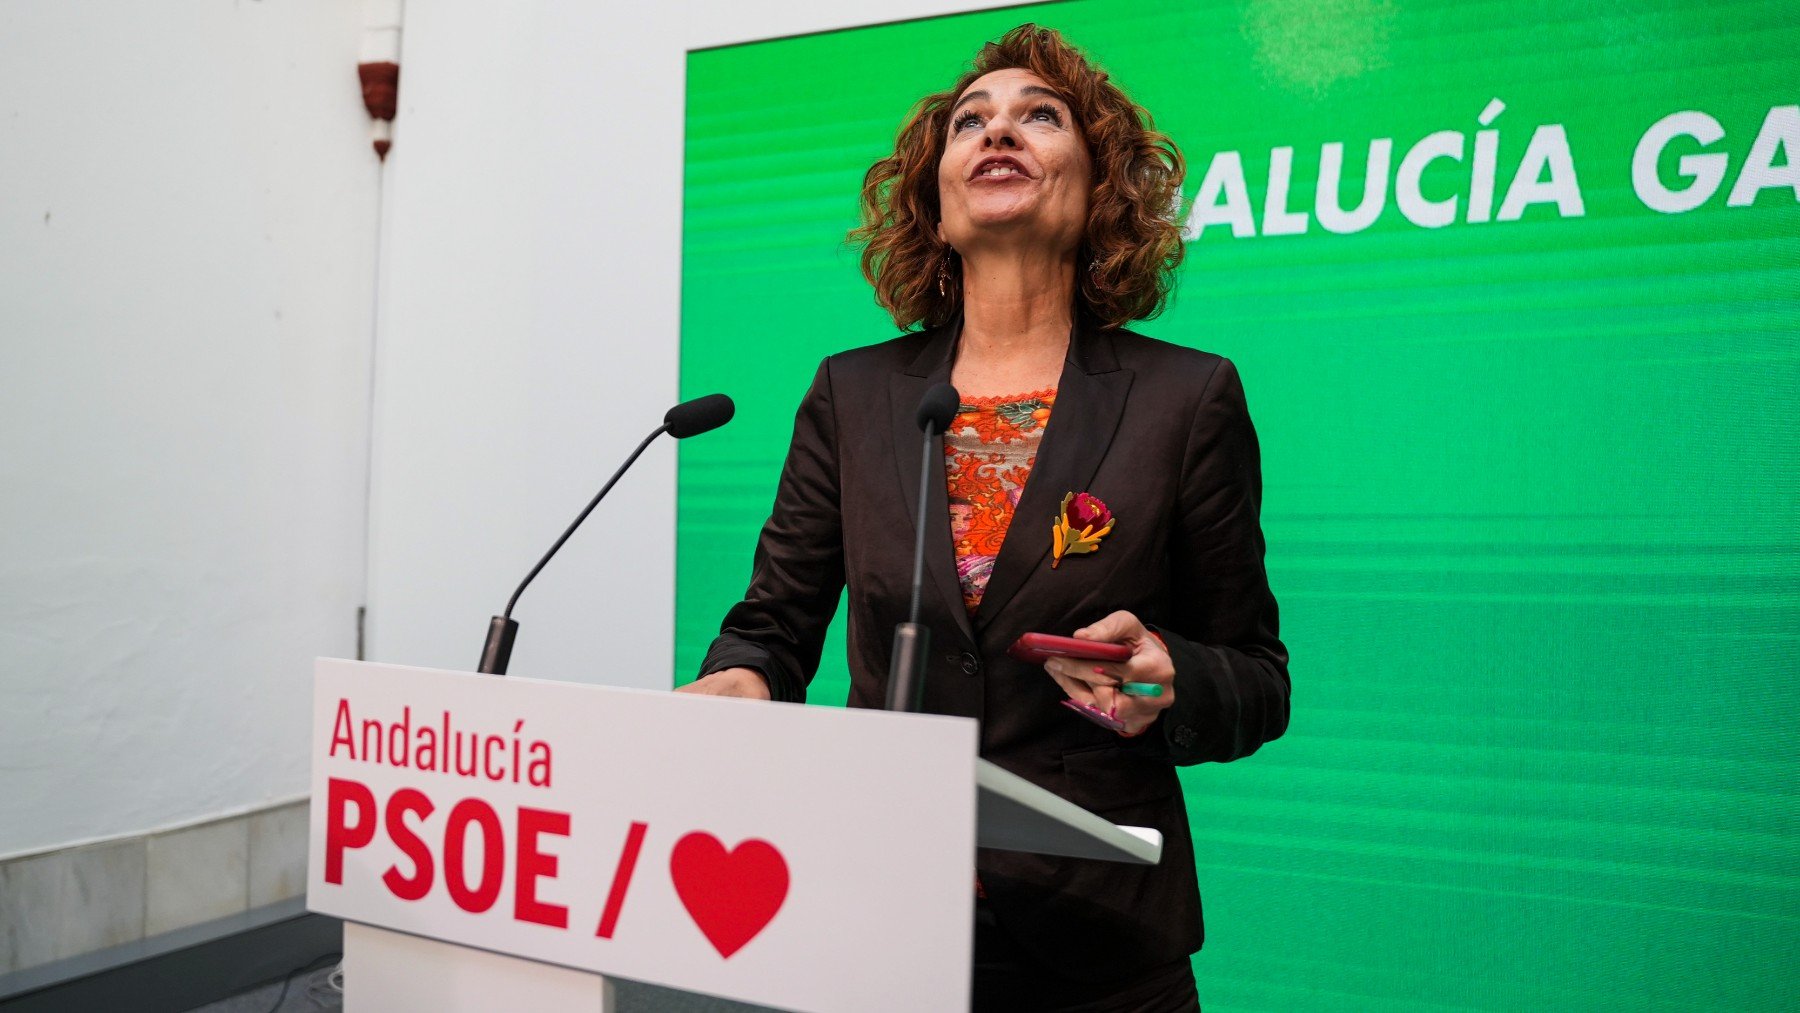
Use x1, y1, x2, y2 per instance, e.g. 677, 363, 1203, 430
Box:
886, 622, 927, 713
478, 423, 669, 676
503, 424, 669, 619
478, 616, 518, 676
888, 419, 941, 712
908, 421, 938, 626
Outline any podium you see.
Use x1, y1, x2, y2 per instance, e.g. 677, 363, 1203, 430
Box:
307, 659, 1161, 1012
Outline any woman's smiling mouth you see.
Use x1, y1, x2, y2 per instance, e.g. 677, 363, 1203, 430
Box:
971, 156, 1029, 181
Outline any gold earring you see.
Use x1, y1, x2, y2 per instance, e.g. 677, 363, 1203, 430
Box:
938, 254, 953, 296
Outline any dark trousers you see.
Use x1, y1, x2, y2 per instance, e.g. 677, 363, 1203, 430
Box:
971, 899, 1201, 1013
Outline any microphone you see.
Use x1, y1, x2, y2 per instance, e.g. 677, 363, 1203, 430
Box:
915, 383, 958, 437
665, 392, 735, 438
887, 382, 959, 711
477, 393, 737, 675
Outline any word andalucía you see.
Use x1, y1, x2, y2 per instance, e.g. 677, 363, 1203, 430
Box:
1185, 100, 1799, 239
328, 698, 553, 788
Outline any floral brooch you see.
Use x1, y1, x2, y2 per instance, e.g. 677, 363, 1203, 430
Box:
1051, 492, 1114, 568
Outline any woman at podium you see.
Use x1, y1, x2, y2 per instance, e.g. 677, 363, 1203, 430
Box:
681, 23, 1289, 1012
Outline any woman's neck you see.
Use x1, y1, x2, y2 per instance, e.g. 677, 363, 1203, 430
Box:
953, 248, 1075, 394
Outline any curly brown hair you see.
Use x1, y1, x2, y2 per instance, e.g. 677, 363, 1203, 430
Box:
850, 24, 1186, 332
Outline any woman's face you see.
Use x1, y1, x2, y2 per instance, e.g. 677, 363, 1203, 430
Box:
936, 68, 1092, 257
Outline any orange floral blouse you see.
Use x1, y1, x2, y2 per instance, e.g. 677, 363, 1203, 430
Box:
944, 388, 1056, 614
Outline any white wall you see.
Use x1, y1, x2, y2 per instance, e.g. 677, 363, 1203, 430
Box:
0, 0, 1023, 860
367, 0, 1012, 684
0, 1, 378, 857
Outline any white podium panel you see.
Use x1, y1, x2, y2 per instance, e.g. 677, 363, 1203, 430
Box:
308, 659, 978, 1013
343, 923, 611, 1012
976, 760, 1163, 864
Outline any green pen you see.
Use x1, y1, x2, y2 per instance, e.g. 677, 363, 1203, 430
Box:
1119, 682, 1164, 698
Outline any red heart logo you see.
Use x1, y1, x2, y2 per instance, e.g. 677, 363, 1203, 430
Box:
669, 832, 789, 959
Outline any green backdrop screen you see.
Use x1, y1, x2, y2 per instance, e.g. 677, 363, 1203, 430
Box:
678, 3, 1798, 1008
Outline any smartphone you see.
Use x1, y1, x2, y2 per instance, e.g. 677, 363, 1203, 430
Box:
1060, 698, 1129, 733
1008, 632, 1133, 665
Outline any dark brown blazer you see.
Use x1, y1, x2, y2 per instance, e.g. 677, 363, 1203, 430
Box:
700, 321, 1290, 980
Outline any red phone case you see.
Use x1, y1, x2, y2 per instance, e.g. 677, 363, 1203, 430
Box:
1007, 632, 1133, 664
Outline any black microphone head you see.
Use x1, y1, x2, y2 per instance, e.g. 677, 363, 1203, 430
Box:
664, 393, 735, 439
916, 383, 959, 434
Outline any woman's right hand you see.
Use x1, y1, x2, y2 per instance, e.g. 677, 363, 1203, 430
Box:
676, 666, 772, 700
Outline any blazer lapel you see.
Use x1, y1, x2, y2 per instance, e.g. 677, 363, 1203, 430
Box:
973, 324, 1133, 631
890, 326, 978, 647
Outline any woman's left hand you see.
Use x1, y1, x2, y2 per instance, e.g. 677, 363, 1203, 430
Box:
1042, 610, 1176, 736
